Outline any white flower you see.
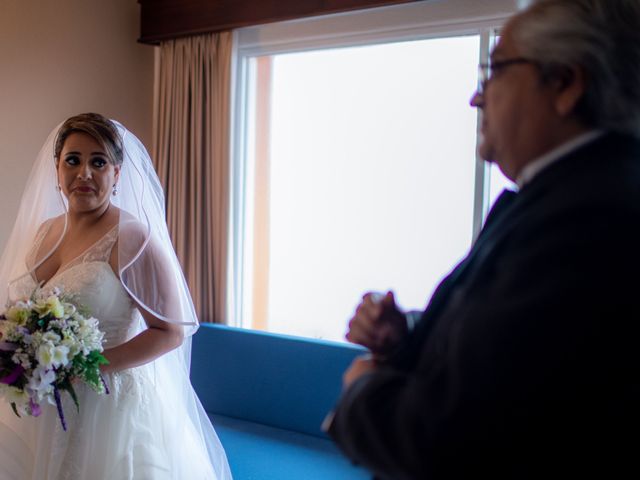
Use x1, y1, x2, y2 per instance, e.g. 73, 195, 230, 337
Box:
27, 366, 55, 398
61, 302, 76, 319
0, 322, 13, 339
34, 295, 65, 319
52, 345, 70, 368
36, 343, 54, 368
48, 319, 65, 330
1, 323, 24, 343
41, 331, 61, 344
42, 331, 61, 343
1, 386, 29, 411
11, 351, 31, 370
5, 302, 31, 325
37, 342, 70, 369
61, 335, 81, 358
51, 344, 70, 368
29, 331, 43, 348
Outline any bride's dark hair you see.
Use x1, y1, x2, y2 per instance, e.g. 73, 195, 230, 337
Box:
54, 112, 124, 166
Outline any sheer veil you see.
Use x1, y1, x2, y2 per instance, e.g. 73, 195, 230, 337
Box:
0, 121, 199, 334
0, 119, 231, 479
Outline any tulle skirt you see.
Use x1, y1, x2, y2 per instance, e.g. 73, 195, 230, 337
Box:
0, 359, 230, 480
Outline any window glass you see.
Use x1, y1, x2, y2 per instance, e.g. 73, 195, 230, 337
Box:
241, 36, 482, 341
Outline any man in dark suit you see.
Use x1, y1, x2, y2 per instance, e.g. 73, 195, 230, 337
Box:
328, 1, 640, 478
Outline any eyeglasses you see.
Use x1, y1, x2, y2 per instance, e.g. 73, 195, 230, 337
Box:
476, 57, 534, 96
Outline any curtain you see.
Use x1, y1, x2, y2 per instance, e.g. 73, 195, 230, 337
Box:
153, 32, 232, 324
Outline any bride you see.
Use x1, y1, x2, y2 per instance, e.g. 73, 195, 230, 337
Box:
0, 113, 232, 479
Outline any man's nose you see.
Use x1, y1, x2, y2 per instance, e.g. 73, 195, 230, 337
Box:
469, 90, 483, 108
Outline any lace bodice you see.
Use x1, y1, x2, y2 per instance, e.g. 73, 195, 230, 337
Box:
50, 262, 140, 347
21, 224, 141, 347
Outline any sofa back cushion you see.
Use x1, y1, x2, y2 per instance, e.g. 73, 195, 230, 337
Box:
191, 324, 366, 438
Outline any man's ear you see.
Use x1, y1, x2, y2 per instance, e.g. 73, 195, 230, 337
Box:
553, 65, 586, 117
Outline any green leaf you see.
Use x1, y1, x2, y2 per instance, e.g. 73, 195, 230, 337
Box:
67, 383, 80, 413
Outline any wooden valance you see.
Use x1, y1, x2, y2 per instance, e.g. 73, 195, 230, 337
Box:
139, 0, 418, 44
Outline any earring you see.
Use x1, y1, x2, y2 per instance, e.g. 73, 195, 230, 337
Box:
112, 185, 118, 196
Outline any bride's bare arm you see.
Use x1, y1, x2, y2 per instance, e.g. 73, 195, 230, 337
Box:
100, 221, 187, 374
100, 308, 184, 374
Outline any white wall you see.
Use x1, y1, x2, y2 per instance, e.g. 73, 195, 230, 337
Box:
0, 0, 154, 251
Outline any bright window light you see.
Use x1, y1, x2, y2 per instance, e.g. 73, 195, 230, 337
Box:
242, 35, 482, 342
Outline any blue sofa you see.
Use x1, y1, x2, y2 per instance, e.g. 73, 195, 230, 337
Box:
190, 324, 371, 480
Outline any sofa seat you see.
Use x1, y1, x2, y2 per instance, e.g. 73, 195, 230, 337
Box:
211, 414, 369, 480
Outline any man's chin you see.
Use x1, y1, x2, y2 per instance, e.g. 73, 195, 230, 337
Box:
477, 143, 496, 163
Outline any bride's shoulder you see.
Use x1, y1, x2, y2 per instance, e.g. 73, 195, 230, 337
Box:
38, 214, 63, 229
35, 215, 65, 240
118, 211, 145, 231
117, 211, 149, 244
116, 211, 170, 259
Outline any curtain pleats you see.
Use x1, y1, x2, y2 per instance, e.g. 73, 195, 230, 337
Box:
153, 32, 232, 324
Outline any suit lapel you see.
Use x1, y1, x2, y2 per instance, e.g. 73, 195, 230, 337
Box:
390, 132, 638, 369
390, 190, 522, 368
424, 189, 519, 319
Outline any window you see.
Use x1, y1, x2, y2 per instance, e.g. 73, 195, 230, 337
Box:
230, 0, 516, 342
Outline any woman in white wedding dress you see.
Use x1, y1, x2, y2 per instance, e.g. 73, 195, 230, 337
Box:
0, 113, 232, 479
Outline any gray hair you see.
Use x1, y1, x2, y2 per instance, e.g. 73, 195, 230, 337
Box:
514, 0, 640, 137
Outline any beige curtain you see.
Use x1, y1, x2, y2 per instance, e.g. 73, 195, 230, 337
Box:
153, 32, 232, 324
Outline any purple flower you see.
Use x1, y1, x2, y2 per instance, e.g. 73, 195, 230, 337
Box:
29, 397, 41, 417
0, 341, 18, 352
0, 365, 24, 385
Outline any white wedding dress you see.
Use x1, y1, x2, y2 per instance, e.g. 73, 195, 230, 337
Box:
0, 226, 231, 479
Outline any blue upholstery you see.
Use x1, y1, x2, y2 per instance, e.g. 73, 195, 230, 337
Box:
191, 324, 370, 479
211, 414, 368, 479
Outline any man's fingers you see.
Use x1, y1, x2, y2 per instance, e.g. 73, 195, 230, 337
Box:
381, 291, 396, 309
357, 296, 383, 320
346, 317, 378, 348
348, 291, 404, 351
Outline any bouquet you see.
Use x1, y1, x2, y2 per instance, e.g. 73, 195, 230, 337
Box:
0, 288, 108, 430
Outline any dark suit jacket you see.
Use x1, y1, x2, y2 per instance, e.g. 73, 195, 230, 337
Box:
329, 132, 640, 479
